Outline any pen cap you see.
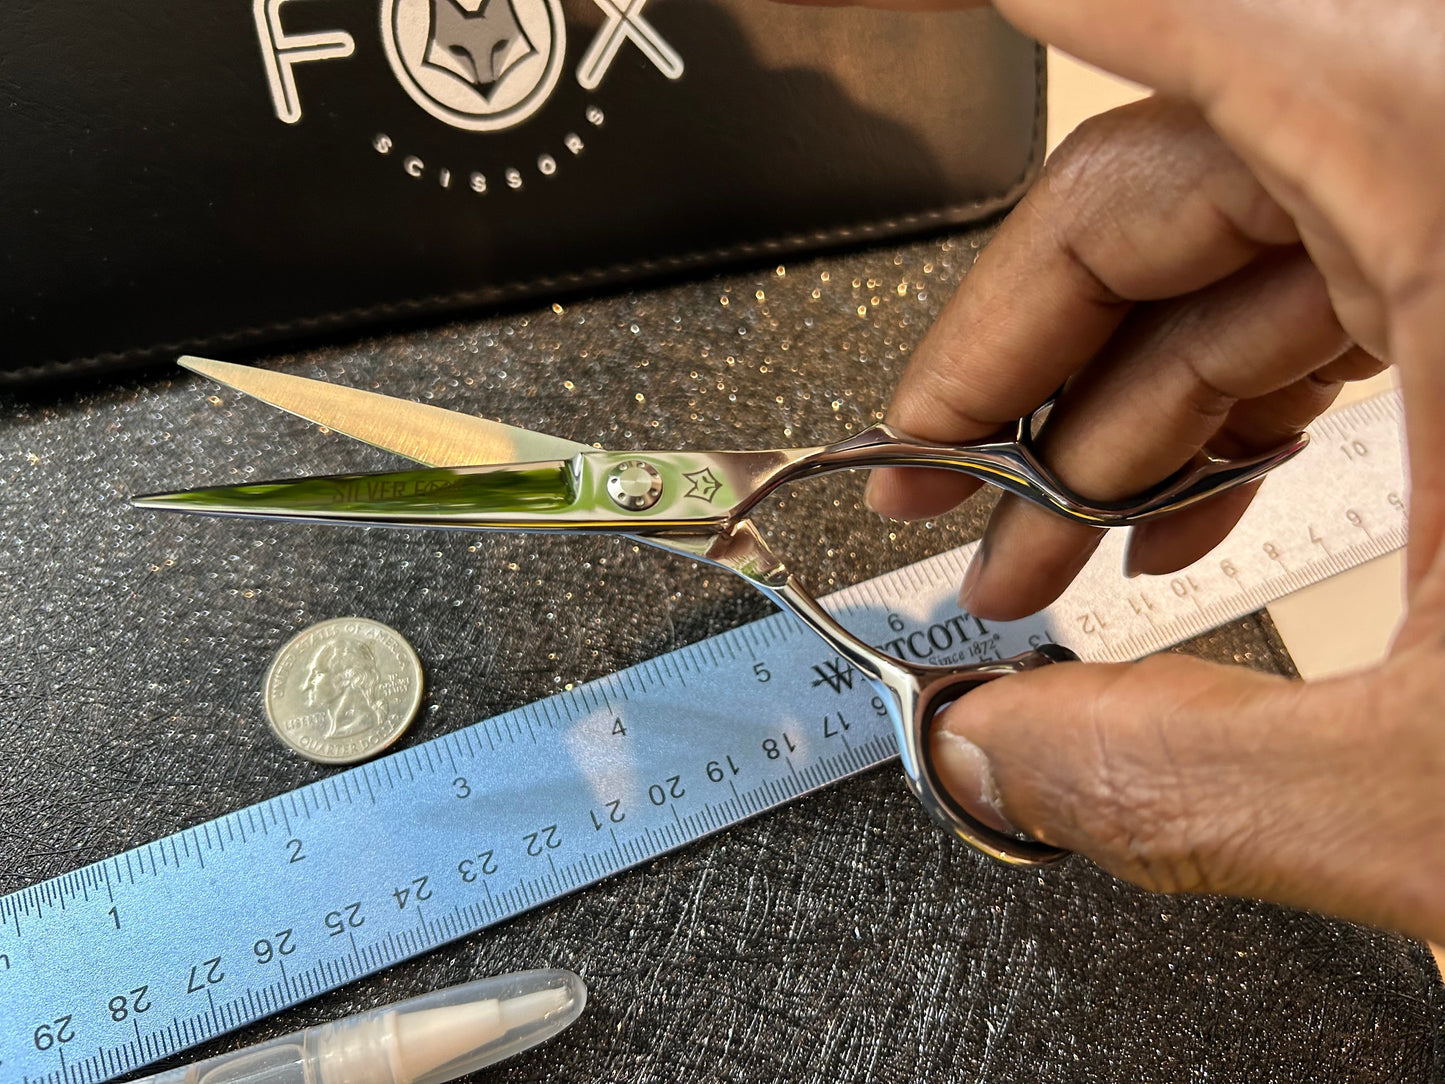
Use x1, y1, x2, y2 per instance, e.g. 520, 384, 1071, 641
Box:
316, 969, 586, 1084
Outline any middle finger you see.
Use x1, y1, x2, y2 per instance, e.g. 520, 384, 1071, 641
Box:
960, 247, 1350, 620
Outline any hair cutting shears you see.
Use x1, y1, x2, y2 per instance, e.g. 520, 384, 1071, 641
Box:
135, 357, 1307, 866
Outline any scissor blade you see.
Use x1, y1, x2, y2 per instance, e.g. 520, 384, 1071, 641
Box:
179, 356, 591, 467
133, 462, 587, 528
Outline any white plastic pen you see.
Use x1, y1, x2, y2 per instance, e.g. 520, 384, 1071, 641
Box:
129, 970, 587, 1084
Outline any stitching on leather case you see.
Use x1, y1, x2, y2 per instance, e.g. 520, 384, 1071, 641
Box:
5, 46, 1046, 385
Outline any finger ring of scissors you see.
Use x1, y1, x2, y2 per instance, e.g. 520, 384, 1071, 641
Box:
136, 359, 1307, 866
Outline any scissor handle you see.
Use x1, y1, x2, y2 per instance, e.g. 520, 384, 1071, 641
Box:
705, 529, 1080, 866
894, 645, 1077, 866
787, 412, 1308, 527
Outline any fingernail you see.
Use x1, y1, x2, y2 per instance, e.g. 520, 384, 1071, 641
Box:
863, 471, 883, 512
863, 469, 898, 515
1123, 541, 1143, 579
931, 731, 1019, 835
958, 537, 989, 608
1123, 528, 1155, 579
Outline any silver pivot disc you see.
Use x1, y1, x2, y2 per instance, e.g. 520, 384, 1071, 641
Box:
606, 460, 664, 511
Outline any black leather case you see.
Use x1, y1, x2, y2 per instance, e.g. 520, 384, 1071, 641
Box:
0, 2, 1042, 383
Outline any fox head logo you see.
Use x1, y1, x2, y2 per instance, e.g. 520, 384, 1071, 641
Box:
424, 0, 536, 98
381, 0, 565, 131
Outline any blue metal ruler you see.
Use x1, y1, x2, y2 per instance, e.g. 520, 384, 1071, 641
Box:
0, 390, 1407, 1084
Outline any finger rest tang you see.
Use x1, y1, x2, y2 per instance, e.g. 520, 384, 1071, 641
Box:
811, 423, 1309, 527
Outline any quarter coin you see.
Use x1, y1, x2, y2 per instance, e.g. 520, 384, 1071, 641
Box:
263, 617, 424, 764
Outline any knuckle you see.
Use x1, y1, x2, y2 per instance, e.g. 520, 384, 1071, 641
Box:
1045, 110, 1128, 188
1032, 113, 1158, 306
1043, 97, 1201, 199
1176, 358, 1239, 430
1389, 252, 1445, 334
1312, 346, 1387, 386
1037, 99, 1262, 303
904, 362, 1017, 436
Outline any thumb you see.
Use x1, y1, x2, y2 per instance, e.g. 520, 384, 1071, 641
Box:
932, 652, 1445, 943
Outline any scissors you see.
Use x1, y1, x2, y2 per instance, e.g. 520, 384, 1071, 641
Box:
135, 356, 1307, 866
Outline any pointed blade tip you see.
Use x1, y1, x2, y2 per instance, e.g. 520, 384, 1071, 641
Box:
170, 355, 592, 468
130, 491, 188, 510
177, 354, 224, 374
131, 487, 273, 517
178, 356, 259, 391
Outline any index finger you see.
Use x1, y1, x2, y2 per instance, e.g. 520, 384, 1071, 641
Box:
866, 96, 1298, 520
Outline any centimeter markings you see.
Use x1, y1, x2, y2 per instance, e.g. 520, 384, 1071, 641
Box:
0, 390, 1406, 1084
1058, 389, 1407, 664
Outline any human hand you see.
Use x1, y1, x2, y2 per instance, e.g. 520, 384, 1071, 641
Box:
782, 0, 1445, 943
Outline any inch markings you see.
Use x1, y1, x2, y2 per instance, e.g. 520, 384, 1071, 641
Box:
0, 390, 1405, 1084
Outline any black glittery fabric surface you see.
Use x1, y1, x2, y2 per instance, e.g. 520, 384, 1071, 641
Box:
2, 230, 1442, 1082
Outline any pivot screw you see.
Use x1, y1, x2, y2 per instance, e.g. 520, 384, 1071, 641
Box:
606, 460, 664, 511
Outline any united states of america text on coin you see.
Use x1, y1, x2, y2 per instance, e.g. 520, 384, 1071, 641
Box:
264, 617, 424, 764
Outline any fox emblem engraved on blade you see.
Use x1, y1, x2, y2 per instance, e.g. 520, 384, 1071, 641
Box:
424, 0, 535, 97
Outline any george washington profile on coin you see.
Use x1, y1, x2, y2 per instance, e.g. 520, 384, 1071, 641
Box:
301, 637, 385, 739
265, 618, 424, 764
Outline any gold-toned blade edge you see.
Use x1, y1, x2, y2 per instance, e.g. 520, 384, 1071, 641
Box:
178, 356, 590, 467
